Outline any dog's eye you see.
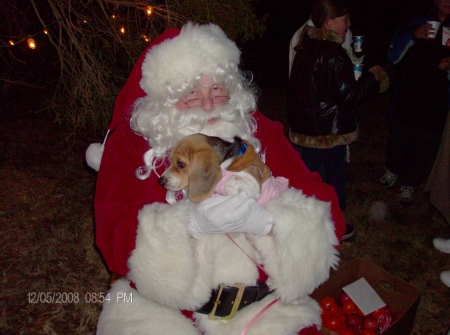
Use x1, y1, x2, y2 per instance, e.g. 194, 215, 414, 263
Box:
177, 161, 186, 169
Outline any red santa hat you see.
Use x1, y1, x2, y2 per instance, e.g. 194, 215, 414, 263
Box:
139, 22, 241, 100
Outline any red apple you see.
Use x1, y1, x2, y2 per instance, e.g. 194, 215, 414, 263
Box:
347, 313, 363, 328
339, 291, 352, 305
343, 300, 357, 315
320, 306, 330, 323
348, 325, 361, 335
370, 306, 385, 319
325, 316, 341, 330
355, 307, 365, 317
362, 316, 378, 331
360, 330, 376, 335
336, 311, 347, 324
329, 303, 340, 315
320, 296, 336, 309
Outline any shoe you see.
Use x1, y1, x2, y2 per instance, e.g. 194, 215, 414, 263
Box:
379, 169, 398, 188
342, 224, 355, 241
433, 238, 450, 254
396, 186, 414, 208
440, 271, 450, 288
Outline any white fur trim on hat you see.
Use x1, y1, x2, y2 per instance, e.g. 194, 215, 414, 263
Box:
139, 22, 241, 100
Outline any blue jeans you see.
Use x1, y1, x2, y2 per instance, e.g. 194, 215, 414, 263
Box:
292, 144, 347, 211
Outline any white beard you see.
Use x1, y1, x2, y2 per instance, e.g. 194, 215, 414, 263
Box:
131, 97, 257, 163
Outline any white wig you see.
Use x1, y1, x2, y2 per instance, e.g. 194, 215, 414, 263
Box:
131, 22, 260, 179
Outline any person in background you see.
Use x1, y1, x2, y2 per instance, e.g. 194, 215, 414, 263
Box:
88, 22, 345, 335
379, 0, 450, 208
288, 0, 391, 239
289, 16, 362, 77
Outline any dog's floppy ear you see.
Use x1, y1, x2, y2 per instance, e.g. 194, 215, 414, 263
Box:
188, 149, 222, 202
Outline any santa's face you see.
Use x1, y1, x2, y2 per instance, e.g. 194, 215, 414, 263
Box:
167, 75, 251, 141
131, 74, 257, 163
174, 76, 229, 127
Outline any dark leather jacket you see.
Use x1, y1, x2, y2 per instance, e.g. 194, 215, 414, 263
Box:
288, 27, 389, 148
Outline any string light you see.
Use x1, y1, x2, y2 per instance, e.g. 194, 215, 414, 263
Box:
2, 9, 157, 49
1, 14, 65, 49
27, 38, 36, 49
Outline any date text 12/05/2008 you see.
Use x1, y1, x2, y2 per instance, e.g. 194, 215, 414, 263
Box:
27, 291, 133, 304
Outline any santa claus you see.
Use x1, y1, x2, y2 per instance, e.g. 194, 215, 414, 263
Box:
88, 22, 346, 335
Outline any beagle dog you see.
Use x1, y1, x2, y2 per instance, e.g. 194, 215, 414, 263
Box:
158, 134, 271, 202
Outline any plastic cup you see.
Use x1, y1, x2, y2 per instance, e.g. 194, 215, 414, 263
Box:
353, 36, 365, 52
427, 21, 441, 38
353, 64, 364, 81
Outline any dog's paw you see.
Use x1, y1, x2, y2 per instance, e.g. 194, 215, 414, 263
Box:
225, 172, 261, 199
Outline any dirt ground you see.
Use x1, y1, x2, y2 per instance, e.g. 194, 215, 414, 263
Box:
1, 85, 449, 334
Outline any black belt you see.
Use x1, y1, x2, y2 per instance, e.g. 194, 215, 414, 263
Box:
196, 282, 272, 320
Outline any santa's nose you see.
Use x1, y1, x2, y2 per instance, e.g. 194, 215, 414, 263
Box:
201, 97, 214, 111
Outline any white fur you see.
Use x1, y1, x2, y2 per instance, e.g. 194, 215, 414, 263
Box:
253, 189, 340, 303
140, 23, 240, 101
97, 188, 339, 335
97, 279, 199, 335
224, 171, 261, 199
85, 142, 103, 171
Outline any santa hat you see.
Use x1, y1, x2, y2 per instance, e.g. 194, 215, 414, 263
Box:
139, 22, 241, 100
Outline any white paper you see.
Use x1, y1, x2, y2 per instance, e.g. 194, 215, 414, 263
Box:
342, 277, 386, 316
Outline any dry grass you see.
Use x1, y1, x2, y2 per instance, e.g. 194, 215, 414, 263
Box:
1, 87, 449, 334
0, 117, 108, 334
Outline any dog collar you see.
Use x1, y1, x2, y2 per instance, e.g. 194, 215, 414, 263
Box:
236, 142, 247, 157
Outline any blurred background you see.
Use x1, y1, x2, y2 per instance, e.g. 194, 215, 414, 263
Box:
0, 0, 434, 133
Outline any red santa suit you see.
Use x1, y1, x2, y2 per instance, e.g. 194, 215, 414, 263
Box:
92, 23, 345, 335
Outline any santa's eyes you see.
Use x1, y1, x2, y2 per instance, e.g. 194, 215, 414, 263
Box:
211, 86, 226, 95
186, 86, 226, 98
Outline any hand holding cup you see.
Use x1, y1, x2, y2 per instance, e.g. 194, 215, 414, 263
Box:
414, 22, 435, 39
427, 21, 441, 38
415, 21, 441, 39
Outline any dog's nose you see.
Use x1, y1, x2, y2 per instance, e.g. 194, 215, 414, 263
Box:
158, 177, 166, 186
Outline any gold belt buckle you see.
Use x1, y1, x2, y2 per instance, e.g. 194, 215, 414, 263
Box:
208, 284, 246, 320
